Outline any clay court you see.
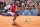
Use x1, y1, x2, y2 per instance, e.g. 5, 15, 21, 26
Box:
0, 15, 40, 27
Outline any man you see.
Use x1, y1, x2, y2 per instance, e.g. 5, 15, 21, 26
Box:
4, 4, 11, 13
10, 2, 19, 24
0, 1, 3, 10
4, 1, 6, 7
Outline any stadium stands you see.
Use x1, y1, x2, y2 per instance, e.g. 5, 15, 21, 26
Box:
0, 10, 2, 15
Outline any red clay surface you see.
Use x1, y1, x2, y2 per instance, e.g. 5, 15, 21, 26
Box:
0, 15, 40, 27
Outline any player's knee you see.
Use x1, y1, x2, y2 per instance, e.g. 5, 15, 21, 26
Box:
14, 15, 16, 18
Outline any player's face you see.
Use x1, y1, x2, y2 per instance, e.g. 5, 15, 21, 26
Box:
14, 3, 17, 6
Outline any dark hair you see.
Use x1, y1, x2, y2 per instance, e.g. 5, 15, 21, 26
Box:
14, 2, 16, 3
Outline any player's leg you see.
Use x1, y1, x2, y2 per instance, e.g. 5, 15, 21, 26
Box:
13, 11, 19, 21
13, 12, 19, 22
11, 12, 17, 24
12, 12, 19, 24
12, 14, 17, 24
10, 12, 19, 24
13, 14, 17, 21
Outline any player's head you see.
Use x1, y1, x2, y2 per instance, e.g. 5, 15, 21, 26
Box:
14, 2, 17, 6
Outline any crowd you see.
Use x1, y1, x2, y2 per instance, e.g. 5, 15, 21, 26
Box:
0, 0, 40, 14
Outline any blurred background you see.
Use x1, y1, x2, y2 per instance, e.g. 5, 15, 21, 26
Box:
0, 0, 40, 16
